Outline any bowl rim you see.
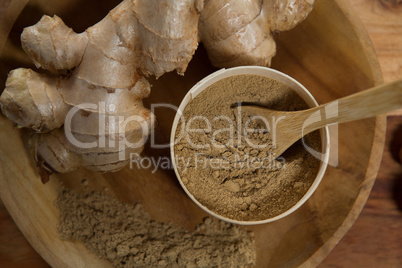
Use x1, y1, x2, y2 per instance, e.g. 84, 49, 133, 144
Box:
170, 66, 330, 225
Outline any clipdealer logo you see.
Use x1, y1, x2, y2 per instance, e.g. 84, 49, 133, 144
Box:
63, 102, 338, 171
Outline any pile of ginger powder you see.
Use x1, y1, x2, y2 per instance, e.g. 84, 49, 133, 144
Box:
174, 75, 322, 221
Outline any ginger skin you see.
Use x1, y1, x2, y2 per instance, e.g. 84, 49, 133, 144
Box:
199, 0, 314, 67
0, 0, 314, 179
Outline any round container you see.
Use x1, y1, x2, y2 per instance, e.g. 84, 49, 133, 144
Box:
170, 66, 330, 225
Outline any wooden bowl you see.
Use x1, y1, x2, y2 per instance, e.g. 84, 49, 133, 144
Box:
0, 0, 385, 267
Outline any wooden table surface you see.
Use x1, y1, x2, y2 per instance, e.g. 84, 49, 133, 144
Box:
0, 0, 401, 267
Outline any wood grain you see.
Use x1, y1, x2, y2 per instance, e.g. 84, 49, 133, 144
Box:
350, 0, 402, 83
0, 0, 400, 267
320, 116, 402, 267
319, 0, 402, 266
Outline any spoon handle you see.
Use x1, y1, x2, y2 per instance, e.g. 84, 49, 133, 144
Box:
302, 79, 402, 134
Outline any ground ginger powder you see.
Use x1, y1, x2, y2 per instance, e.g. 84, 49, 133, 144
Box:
174, 75, 322, 221
56, 189, 256, 267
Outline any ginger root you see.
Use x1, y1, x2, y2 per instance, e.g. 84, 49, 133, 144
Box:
0, 0, 314, 179
199, 0, 314, 67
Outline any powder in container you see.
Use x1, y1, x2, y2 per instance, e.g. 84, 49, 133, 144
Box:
173, 74, 322, 221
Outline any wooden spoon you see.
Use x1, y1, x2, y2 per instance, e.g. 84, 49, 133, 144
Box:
235, 80, 402, 157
